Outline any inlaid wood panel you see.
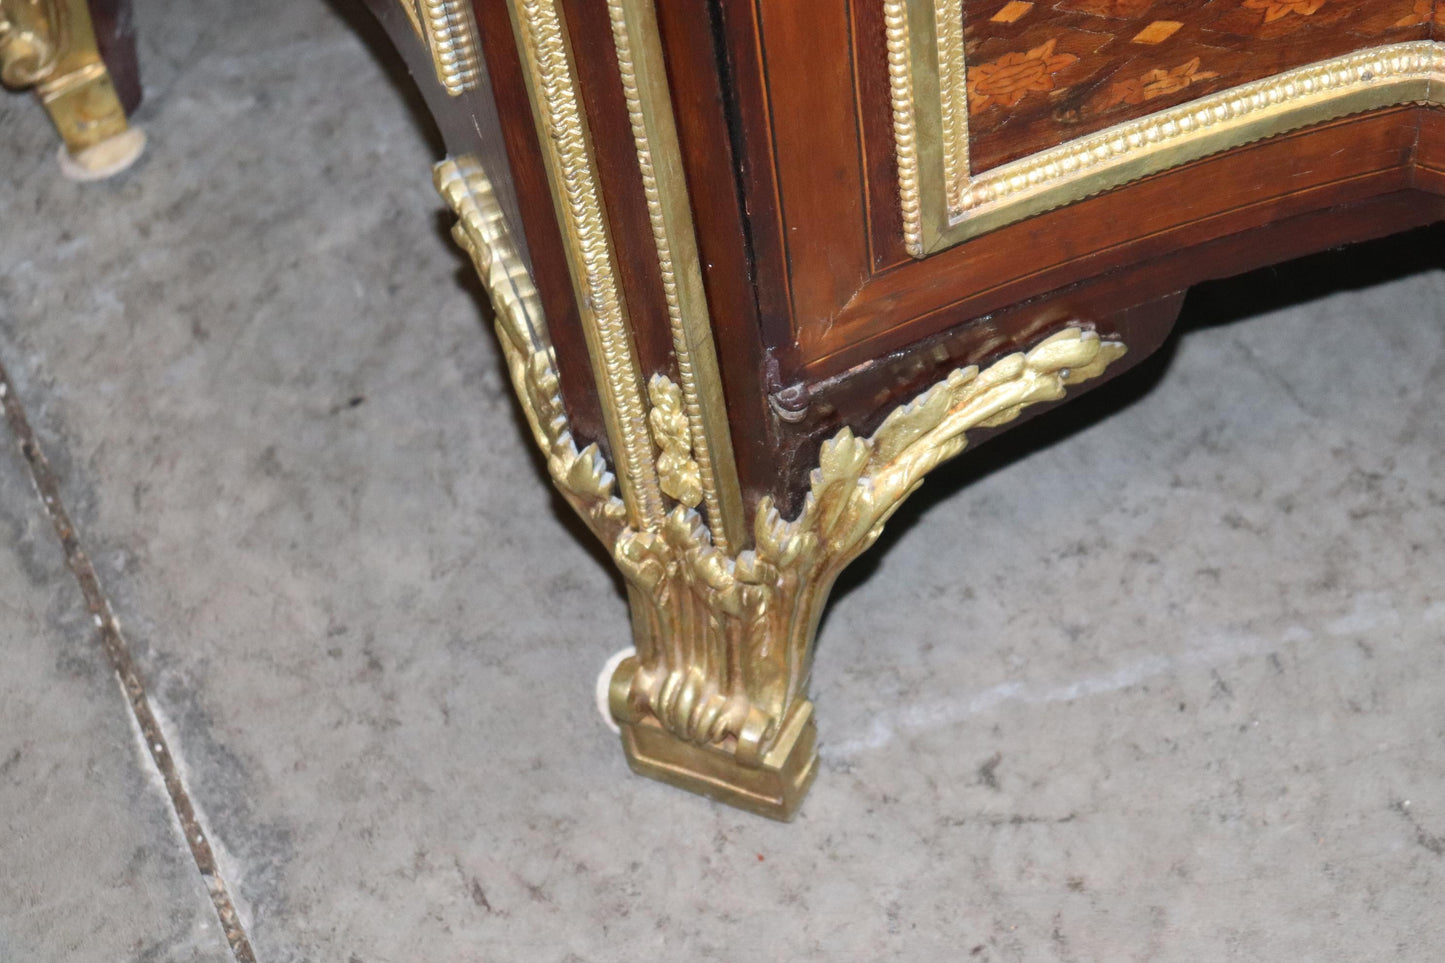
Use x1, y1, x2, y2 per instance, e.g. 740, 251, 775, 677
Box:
960, 0, 1435, 171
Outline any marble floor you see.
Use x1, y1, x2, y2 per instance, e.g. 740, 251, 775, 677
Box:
2, 1, 1443, 960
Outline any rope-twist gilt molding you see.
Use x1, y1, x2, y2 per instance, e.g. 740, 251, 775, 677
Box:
933, 0, 970, 211
394, 0, 482, 95
419, 0, 482, 95
510, 0, 666, 531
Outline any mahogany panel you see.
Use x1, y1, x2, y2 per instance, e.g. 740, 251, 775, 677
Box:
1413, 101, 1445, 186
713, 0, 796, 365
727, 5, 1445, 380
750, 0, 873, 339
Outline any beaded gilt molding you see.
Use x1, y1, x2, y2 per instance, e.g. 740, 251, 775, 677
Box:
892, 0, 1445, 255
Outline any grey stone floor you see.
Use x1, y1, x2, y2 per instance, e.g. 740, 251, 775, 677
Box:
2, 1, 1444, 960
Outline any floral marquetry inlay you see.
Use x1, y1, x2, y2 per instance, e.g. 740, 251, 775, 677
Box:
967, 38, 1079, 113
956, 0, 1432, 171
1241, 0, 1329, 22
1101, 56, 1220, 107
1396, 0, 1445, 25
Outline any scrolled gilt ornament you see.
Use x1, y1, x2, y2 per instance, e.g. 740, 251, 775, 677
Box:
0, 0, 59, 88
434, 156, 626, 540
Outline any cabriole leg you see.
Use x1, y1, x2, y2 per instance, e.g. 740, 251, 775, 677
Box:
436, 150, 1129, 818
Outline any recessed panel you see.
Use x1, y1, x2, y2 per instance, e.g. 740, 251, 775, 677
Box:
891, 0, 1445, 254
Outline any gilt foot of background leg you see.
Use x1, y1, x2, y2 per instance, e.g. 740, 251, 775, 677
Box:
56, 125, 145, 180
2, 0, 143, 178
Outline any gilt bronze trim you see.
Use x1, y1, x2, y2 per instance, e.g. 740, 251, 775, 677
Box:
604, 0, 746, 554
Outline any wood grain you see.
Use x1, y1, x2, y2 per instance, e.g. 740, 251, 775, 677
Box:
89, 0, 141, 114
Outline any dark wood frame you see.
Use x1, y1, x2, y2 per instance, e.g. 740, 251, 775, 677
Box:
448, 2, 1445, 526
355, 0, 1445, 816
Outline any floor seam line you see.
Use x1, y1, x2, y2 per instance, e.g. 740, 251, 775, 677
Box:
0, 359, 259, 963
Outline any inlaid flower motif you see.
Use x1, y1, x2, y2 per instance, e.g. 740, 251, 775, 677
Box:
968, 39, 1080, 114
1395, 0, 1445, 25
1241, 0, 1327, 23
1103, 58, 1221, 108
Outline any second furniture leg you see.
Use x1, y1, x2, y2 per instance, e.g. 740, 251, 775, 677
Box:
1, 0, 143, 176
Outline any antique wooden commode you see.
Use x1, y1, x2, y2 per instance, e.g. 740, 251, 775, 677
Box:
13, 0, 1440, 819
360, 0, 1445, 819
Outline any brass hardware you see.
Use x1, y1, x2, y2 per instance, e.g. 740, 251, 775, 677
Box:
507, 0, 666, 533
438, 156, 1125, 819
1, 0, 139, 169
0, 0, 58, 87
502, 0, 746, 553
931, 0, 969, 217
435, 156, 627, 546
894, 2, 1445, 254
884, 0, 925, 257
